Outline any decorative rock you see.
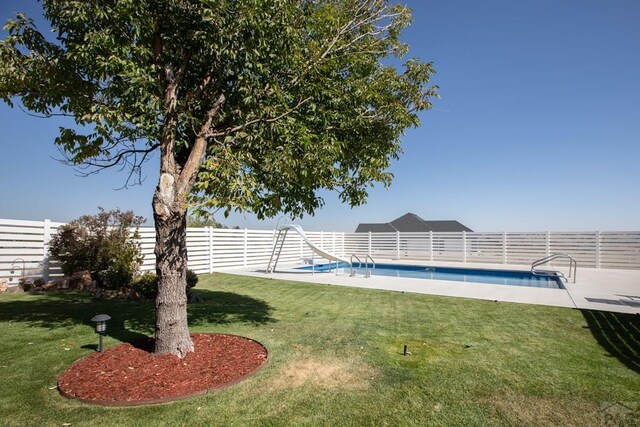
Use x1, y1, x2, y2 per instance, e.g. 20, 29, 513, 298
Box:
85, 280, 98, 293
20, 278, 34, 291
6, 285, 24, 294
41, 282, 56, 291
70, 271, 92, 289
49, 277, 70, 290
58, 277, 70, 289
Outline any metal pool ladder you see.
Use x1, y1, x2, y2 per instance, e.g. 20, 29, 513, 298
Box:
350, 254, 376, 278
267, 227, 289, 273
531, 253, 577, 283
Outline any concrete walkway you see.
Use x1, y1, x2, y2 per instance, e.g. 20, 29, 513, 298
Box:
222, 259, 640, 314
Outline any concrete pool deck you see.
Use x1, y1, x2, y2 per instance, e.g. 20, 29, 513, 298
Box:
220, 259, 640, 314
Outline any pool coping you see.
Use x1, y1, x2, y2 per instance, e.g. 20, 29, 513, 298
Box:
218, 259, 640, 314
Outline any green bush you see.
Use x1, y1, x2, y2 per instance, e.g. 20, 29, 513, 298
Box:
49, 208, 145, 290
99, 260, 135, 291
19, 278, 32, 292
131, 270, 198, 300
186, 269, 199, 296
131, 272, 158, 299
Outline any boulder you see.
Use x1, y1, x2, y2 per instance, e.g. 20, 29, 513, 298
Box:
19, 278, 34, 291
49, 277, 70, 290
85, 280, 98, 293
6, 285, 24, 294
70, 271, 93, 289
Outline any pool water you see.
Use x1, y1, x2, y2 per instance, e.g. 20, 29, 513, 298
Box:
297, 263, 564, 289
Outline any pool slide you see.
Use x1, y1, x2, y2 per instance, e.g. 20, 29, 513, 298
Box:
278, 224, 351, 264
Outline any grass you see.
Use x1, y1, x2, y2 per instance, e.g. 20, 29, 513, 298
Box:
0, 273, 638, 426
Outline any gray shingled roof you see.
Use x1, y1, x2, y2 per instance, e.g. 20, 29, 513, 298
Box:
355, 213, 472, 233
423, 220, 473, 232
390, 213, 431, 232
354, 223, 397, 233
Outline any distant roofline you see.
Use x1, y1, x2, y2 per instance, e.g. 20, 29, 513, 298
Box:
356, 213, 472, 233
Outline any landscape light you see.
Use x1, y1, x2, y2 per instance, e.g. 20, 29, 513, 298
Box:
90, 314, 111, 352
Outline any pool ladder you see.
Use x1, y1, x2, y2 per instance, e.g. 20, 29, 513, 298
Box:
531, 253, 577, 283
349, 254, 376, 278
267, 227, 289, 273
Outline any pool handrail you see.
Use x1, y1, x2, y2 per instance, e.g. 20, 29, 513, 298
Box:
531, 253, 577, 283
365, 255, 376, 278
350, 254, 376, 278
350, 255, 362, 276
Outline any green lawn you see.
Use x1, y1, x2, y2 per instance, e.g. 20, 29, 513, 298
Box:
0, 273, 638, 426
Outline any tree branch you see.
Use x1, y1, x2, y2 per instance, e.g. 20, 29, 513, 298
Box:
56, 140, 160, 188
289, 1, 401, 88
17, 104, 75, 119
152, 20, 162, 66
176, 93, 226, 196
182, 69, 215, 107
208, 96, 312, 138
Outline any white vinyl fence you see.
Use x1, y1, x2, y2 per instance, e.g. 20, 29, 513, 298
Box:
1, 217, 639, 284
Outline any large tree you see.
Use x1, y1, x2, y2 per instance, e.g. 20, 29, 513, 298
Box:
0, 0, 437, 357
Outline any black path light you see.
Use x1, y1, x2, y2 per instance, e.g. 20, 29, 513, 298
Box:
91, 314, 111, 352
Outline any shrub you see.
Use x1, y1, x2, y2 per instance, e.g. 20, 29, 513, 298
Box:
186, 269, 199, 296
131, 272, 158, 299
99, 260, 135, 290
49, 208, 145, 290
131, 270, 198, 300
19, 278, 33, 291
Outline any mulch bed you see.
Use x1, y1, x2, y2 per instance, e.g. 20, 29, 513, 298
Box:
58, 333, 268, 406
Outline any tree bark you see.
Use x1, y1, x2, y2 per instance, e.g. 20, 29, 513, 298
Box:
152, 79, 222, 356
152, 173, 194, 357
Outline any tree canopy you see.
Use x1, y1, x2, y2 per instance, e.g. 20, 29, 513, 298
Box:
1, 0, 437, 220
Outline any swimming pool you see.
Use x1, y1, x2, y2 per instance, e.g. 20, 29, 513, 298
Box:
297, 263, 564, 289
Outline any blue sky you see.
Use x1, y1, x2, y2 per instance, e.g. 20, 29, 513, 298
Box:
1, 0, 639, 231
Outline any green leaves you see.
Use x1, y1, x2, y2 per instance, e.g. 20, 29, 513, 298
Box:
0, 0, 437, 217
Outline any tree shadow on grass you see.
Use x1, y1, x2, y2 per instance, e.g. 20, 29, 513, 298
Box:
0, 289, 275, 348
581, 309, 640, 374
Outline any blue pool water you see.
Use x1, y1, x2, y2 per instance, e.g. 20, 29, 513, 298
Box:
297, 263, 564, 289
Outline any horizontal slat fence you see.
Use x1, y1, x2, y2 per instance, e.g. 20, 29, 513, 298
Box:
343, 230, 640, 270
1, 217, 639, 283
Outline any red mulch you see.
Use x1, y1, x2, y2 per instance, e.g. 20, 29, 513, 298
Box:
58, 333, 268, 406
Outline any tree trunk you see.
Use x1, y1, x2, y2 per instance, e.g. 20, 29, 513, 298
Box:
151, 78, 220, 357
152, 173, 194, 357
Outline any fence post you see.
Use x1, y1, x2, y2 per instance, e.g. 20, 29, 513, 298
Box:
208, 226, 214, 273
596, 230, 601, 269
546, 231, 550, 257
368, 232, 372, 257
243, 228, 248, 267
42, 219, 51, 281
462, 231, 467, 263
300, 235, 304, 259
429, 231, 433, 261
396, 231, 400, 259
332, 231, 336, 254
502, 231, 507, 264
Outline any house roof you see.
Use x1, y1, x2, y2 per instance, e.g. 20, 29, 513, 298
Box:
389, 213, 432, 232
355, 213, 472, 233
354, 223, 397, 233
422, 220, 473, 232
